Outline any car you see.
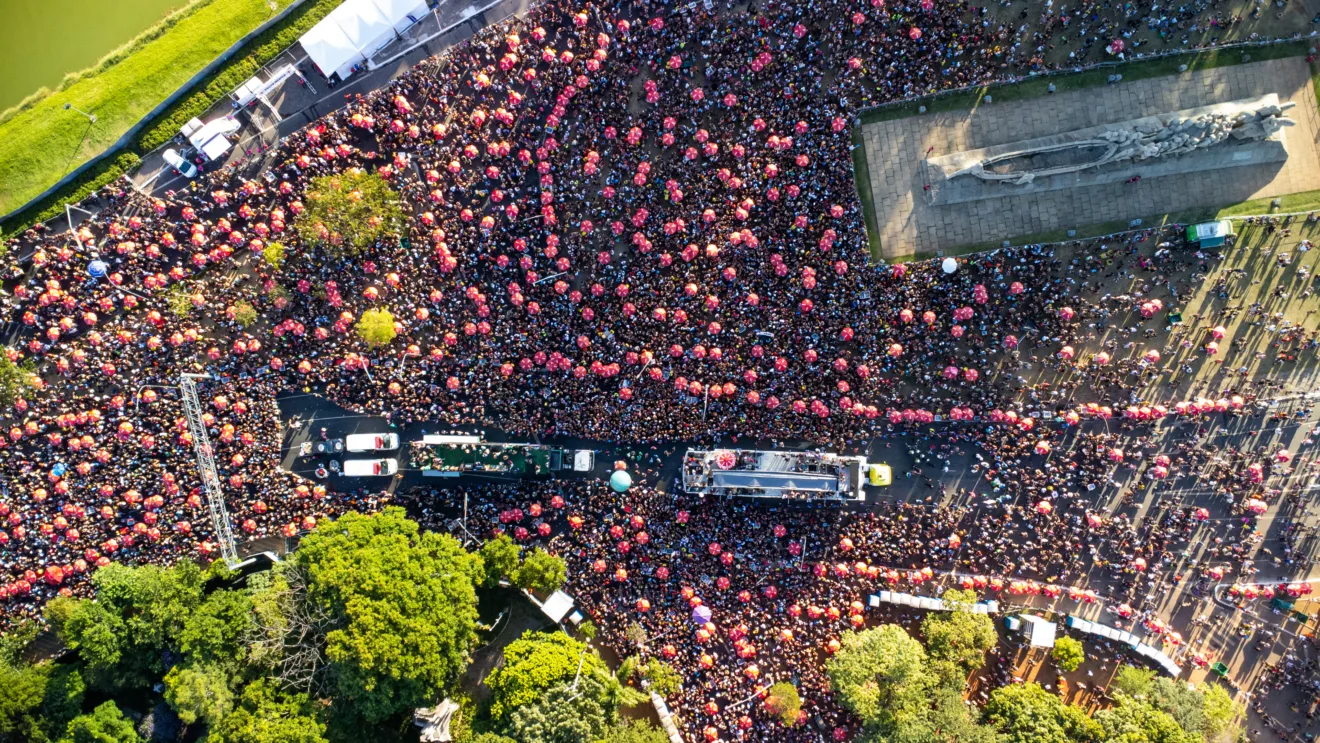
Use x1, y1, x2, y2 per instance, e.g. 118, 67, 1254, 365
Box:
346, 433, 399, 452
342, 459, 398, 476
163, 148, 197, 179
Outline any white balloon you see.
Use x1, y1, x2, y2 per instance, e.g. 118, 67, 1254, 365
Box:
941, 257, 957, 274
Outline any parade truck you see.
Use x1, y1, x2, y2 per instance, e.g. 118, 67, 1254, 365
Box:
681, 448, 869, 501
415, 435, 592, 478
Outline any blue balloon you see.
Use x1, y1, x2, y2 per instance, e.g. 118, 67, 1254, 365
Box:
609, 470, 632, 493
87, 260, 108, 278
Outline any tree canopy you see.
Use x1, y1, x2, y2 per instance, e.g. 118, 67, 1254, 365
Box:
57, 702, 140, 743
826, 624, 942, 735
295, 170, 406, 255
922, 589, 998, 675
514, 548, 567, 593
763, 682, 802, 727
213, 680, 327, 743
505, 676, 612, 743
983, 683, 1102, 743
478, 534, 521, 587
354, 308, 396, 347
1052, 637, 1086, 673
485, 632, 604, 725
0, 661, 83, 743
293, 507, 483, 723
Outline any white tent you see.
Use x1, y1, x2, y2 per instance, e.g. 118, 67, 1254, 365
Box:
300, 0, 428, 80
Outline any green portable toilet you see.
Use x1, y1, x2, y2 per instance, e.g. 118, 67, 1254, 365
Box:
1187, 220, 1234, 248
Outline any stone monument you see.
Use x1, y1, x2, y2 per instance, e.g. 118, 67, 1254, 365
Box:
922, 94, 1295, 206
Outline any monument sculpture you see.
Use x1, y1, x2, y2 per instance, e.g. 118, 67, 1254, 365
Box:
922, 94, 1296, 205
950, 100, 1295, 186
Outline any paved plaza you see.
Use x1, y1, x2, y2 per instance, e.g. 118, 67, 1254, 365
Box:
858, 57, 1320, 259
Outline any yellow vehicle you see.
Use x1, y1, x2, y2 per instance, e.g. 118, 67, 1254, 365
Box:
868, 464, 892, 487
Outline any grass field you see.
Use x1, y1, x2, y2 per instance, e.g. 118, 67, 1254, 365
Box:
0, 0, 295, 215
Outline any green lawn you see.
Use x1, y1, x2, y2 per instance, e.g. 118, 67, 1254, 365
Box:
0, 0, 295, 215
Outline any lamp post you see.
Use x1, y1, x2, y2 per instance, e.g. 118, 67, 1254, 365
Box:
63, 102, 96, 124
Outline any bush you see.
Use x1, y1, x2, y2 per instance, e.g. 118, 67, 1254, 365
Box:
354, 308, 396, 347
233, 301, 258, 327
1052, 636, 1086, 673
0, 152, 140, 242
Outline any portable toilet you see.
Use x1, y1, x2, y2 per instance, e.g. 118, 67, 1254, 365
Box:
1186, 220, 1234, 248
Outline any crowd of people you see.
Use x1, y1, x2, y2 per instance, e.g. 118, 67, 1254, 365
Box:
0, 0, 1317, 736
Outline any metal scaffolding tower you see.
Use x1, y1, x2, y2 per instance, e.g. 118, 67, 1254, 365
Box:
179, 373, 240, 567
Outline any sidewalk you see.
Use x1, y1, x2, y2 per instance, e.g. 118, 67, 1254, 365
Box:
130, 0, 537, 198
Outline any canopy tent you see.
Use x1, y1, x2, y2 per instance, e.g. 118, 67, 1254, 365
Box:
1017, 614, 1057, 648
299, 0, 428, 80
539, 590, 576, 623
871, 591, 999, 614
1066, 615, 1182, 676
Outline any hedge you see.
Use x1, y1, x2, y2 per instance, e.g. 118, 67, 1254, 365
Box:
0, 152, 141, 242
1, 0, 348, 242
137, 0, 345, 151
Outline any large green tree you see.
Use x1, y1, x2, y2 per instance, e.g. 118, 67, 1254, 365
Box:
505, 678, 612, 743
46, 562, 205, 690
485, 632, 605, 725
595, 719, 669, 743
892, 687, 1003, 743
478, 534, 521, 587
826, 625, 941, 735
354, 308, 396, 347
983, 683, 1101, 743
293, 507, 482, 723
763, 682, 802, 727
1051, 637, 1086, 673
922, 589, 998, 675
295, 170, 406, 255
0, 662, 83, 743
213, 680, 327, 743
178, 589, 254, 669
1094, 696, 1196, 743
514, 549, 567, 594
58, 702, 140, 743
163, 663, 234, 728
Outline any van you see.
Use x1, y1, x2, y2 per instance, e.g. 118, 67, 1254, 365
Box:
342, 459, 398, 476
346, 433, 400, 452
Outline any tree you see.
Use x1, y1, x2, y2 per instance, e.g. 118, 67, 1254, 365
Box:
1052, 637, 1086, 673
826, 625, 939, 734
354, 308, 396, 347
983, 683, 1101, 743
595, 720, 669, 743
178, 588, 253, 668
0, 355, 35, 408
232, 301, 258, 327
922, 589, 998, 674
577, 620, 597, 641
47, 563, 204, 690
292, 507, 482, 723
485, 632, 604, 725
639, 660, 682, 698
505, 679, 611, 743
166, 284, 194, 317
763, 682, 802, 726
478, 535, 521, 587
262, 242, 286, 270
58, 702, 140, 743
1094, 696, 1196, 743
213, 680, 327, 743
515, 549, 567, 594
469, 735, 518, 743
295, 170, 406, 255
163, 664, 233, 728
1111, 667, 1155, 699
893, 687, 1003, 743
624, 623, 647, 647
1143, 679, 1241, 743
0, 661, 82, 743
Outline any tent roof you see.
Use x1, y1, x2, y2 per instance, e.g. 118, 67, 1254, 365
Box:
300, 0, 426, 78
540, 591, 575, 623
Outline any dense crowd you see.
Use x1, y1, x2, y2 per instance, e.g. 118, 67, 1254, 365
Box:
0, 0, 1317, 736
